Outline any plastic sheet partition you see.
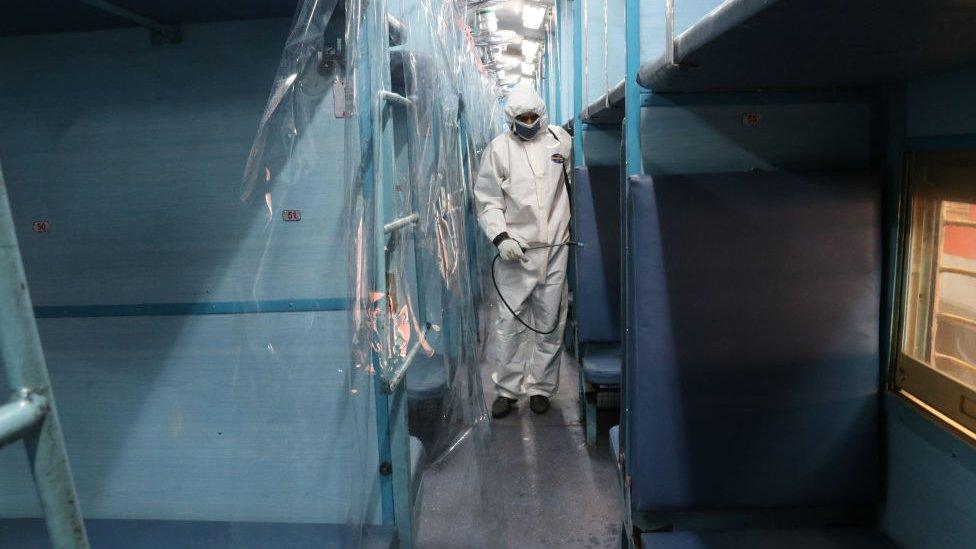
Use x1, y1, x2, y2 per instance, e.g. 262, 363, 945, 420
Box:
241, 0, 505, 546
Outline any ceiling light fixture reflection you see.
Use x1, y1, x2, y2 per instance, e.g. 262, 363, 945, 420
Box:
522, 3, 547, 30
521, 39, 540, 60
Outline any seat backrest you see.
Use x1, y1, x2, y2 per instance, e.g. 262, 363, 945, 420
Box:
572, 165, 622, 344
626, 170, 882, 512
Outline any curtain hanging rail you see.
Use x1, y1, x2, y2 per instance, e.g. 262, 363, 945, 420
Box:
79, 0, 181, 41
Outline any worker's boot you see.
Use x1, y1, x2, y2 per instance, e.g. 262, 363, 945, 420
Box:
529, 395, 550, 415
491, 396, 517, 419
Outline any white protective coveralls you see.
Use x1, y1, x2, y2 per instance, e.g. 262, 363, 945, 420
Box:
474, 89, 572, 399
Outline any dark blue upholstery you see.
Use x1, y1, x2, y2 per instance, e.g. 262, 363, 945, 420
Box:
640, 528, 897, 548
637, 0, 976, 92
581, 343, 622, 385
573, 165, 622, 385
626, 170, 882, 512
573, 165, 621, 343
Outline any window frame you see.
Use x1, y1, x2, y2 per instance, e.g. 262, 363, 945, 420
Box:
894, 150, 976, 437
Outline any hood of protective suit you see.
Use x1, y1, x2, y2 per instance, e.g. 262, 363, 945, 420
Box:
503, 89, 549, 137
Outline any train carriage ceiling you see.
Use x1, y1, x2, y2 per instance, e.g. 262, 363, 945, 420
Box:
1, 1, 301, 36
3, 0, 555, 94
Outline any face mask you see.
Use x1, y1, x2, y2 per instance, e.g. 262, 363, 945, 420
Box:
513, 117, 542, 140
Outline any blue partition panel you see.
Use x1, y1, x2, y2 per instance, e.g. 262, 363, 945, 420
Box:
906, 65, 976, 147
581, 126, 623, 166
0, 18, 347, 307
0, 17, 385, 535
640, 94, 873, 175
627, 170, 882, 512
0, 313, 378, 523
881, 395, 976, 549
674, 0, 726, 36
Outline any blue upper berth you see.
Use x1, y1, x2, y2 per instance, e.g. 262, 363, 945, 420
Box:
638, 0, 976, 92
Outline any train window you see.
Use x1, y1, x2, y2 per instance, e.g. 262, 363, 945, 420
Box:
897, 151, 976, 435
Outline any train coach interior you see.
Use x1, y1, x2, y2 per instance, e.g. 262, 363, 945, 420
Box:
1, 1, 975, 548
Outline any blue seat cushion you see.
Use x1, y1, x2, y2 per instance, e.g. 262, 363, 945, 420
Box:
641, 528, 897, 548
581, 343, 621, 385
406, 353, 447, 401
572, 165, 621, 343
627, 171, 882, 511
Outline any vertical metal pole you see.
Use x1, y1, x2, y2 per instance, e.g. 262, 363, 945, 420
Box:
367, 2, 415, 545
623, 0, 642, 477
603, 0, 609, 103
554, 0, 564, 121
625, 0, 642, 177
572, 0, 585, 167
665, 0, 675, 65
0, 165, 89, 548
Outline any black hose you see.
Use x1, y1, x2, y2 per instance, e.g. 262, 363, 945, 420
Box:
490, 241, 581, 335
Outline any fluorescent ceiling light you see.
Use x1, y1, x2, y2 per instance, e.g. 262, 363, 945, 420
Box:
522, 3, 547, 30
521, 39, 540, 60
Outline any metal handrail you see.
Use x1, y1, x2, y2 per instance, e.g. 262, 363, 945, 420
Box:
383, 324, 432, 393
0, 391, 48, 449
1, 163, 89, 548
384, 213, 420, 234
375, 89, 434, 397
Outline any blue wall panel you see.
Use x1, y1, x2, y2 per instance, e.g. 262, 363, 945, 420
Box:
906, 66, 976, 140
0, 313, 377, 524
639, 0, 667, 66
582, 125, 622, 166
640, 94, 873, 175
881, 396, 976, 549
674, 0, 725, 36
581, 0, 626, 106
0, 18, 349, 307
0, 18, 381, 527
880, 63, 976, 547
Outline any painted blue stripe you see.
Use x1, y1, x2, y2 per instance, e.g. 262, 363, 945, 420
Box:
908, 133, 976, 151
33, 298, 351, 319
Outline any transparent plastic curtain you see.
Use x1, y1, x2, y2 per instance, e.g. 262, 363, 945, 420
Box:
241, 0, 506, 545
239, 0, 379, 544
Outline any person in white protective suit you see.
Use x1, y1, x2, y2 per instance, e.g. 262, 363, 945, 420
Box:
474, 88, 572, 418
